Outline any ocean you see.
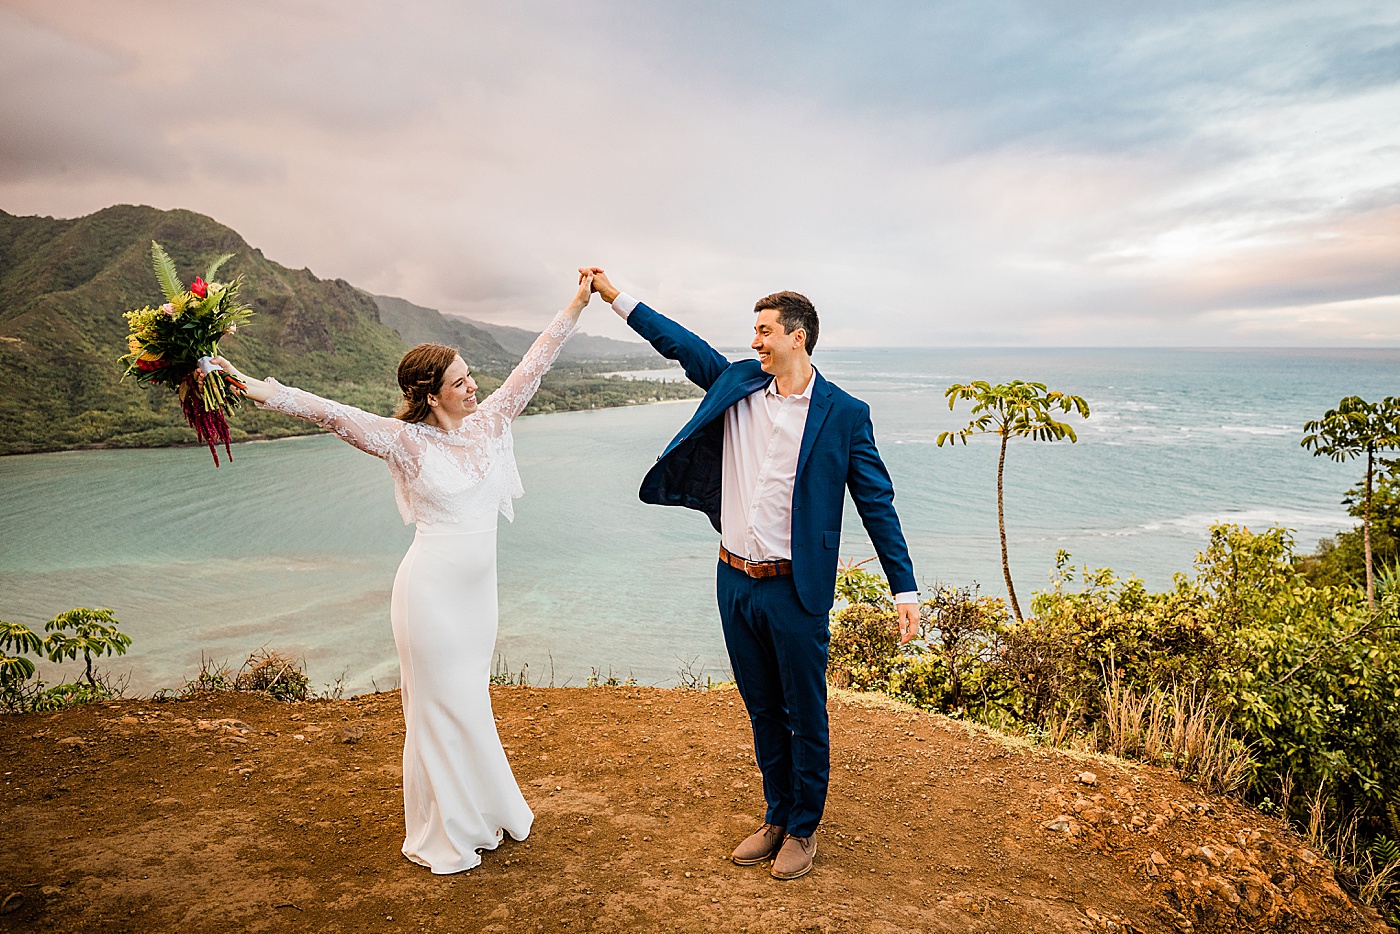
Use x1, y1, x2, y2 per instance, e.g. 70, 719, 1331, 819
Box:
2, 347, 1395, 694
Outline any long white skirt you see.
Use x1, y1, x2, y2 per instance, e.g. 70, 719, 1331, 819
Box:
390, 516, 533, 873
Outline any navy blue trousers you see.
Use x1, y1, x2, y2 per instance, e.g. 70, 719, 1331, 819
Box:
716, 561, 831, 838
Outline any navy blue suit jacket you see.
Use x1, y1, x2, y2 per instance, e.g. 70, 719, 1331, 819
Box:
627, 302, 917, 615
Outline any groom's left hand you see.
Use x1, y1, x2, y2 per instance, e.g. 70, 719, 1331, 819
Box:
897, 603, 918, 645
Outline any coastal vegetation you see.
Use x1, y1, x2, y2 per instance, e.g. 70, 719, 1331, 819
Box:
831, 524, 1400, 915
829, 395, 1400, 919
1302, 395, 1400, 611
0, 205, 696, 456
937, 379, 1091, 621
1, 608, 132, 713
165, 647, 317, 704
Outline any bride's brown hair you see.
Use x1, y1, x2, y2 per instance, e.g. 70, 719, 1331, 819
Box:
394, 343, 460, 422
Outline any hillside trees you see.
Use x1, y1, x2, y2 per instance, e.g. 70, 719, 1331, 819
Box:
1303, 396, 1400, 612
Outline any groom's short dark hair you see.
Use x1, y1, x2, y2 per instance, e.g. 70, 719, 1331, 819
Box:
754, 291, 818, 354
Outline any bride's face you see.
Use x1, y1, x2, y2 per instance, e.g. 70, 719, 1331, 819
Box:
432, 355, 479, 417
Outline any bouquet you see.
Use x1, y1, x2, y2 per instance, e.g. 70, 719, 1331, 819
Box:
120, 241, 253, 465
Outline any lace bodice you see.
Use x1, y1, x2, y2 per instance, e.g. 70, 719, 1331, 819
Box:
257, 310, 577, 525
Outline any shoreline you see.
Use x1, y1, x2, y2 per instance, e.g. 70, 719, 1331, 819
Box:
0, 390, 701, 460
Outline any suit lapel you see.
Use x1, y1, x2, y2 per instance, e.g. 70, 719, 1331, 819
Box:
661, 362, 770, 458
795, 368, 832, 481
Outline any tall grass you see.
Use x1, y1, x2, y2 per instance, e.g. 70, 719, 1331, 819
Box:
1098, 677, 1254, 795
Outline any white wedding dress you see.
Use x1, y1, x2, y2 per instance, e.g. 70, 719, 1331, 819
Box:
257, 310, 577, 873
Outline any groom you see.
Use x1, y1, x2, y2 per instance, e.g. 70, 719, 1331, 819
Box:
588, 269, 919, 880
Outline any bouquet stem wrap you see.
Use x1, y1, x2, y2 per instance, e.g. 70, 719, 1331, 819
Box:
120, 242, 254, 466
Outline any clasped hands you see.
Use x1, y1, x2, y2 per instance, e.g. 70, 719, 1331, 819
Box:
567, 268, 623, 313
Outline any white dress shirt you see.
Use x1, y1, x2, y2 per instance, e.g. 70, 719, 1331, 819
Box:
613, 292, 917, 606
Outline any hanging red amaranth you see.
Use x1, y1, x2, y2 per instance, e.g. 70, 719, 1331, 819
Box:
179, 373, 234, 466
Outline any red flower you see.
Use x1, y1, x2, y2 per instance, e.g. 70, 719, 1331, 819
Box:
136, 357, 166, 371
190, 277, 208, 299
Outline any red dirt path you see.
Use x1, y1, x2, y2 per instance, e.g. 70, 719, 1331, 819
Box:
0, 686, 1388, 933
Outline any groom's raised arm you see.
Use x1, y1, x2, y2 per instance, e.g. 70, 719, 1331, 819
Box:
590, 268, 730, 392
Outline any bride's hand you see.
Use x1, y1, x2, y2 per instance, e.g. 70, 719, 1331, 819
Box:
568, 270, 594, 315
209, 355, 244, 380
209, 355, 276, 403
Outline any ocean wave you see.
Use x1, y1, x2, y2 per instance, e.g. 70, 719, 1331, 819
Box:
1079, 422, 1301, 443
1215, 425, 1296, 436
1163, 508, 1350, 534
1016, 508, 1351, 545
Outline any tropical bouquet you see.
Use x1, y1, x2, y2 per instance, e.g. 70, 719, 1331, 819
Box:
120, 241, 253, 465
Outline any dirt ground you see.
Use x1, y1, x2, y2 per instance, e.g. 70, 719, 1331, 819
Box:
0, 686, 1390, 934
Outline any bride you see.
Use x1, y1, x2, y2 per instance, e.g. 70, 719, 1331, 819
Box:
212, 271, 594, 873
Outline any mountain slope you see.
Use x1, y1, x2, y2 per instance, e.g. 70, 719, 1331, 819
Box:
369, 293, 651, 363
0, 205, 693, 456
367, 293, 514, 366
459, 312, 651, 362
0, 205, 406, 454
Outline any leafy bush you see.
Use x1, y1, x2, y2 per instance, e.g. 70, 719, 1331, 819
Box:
828, 603, 900, 690
829, 523, 1400, 912
1, 608, 132, 713
887, 584, 1008, 715
1301, 463, 1400, 589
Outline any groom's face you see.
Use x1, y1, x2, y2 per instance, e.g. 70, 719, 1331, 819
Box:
752, 309, 807, 374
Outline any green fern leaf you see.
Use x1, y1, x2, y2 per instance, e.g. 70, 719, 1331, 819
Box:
204, 252, 236, 283
1372, 835, 1400, 867
150, 241, 183, 303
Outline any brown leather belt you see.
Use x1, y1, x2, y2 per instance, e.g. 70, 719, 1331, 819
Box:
719, 544, 793, 579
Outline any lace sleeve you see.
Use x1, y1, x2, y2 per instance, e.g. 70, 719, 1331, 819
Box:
478, 309, 578, 423
258, 381, 410, 462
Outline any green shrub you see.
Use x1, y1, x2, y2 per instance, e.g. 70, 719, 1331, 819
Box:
1, 609, 131, 712
886, 653, 952, 709
828, 603, 900, 690
831, 525, 1400, 915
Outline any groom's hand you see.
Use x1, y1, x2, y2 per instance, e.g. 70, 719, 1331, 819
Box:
897, 603, 919, 645
583, 267, 620, 304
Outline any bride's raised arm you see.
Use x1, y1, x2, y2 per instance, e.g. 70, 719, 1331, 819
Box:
478, 271, 593, 424
210, 356, 411, 462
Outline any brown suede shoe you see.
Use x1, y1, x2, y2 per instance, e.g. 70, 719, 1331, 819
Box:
731, 823, 786, 865
770, 833, 816, 880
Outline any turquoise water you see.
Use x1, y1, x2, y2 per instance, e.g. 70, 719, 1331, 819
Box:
2, 348, 1395, 693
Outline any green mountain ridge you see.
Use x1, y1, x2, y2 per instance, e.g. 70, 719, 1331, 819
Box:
0, 204, 693, 456
369, 293, 652, 364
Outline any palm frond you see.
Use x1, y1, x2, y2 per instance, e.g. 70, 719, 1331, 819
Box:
150, 241, 183, 303
204, 252, 236, 282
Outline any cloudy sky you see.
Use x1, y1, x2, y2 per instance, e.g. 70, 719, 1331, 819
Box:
2, 0, 1398, 347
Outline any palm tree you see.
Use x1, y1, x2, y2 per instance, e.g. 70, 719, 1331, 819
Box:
938, 380, 1090, 622
1303, 395, 1400, 613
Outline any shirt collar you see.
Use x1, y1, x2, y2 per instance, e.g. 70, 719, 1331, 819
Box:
765, 367, 816, 400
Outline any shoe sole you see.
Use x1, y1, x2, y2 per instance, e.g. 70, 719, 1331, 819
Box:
731, 852, 778, 866
770, 843, 816, 879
